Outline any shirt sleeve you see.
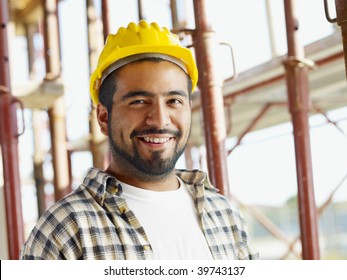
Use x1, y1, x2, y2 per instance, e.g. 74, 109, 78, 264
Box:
20, 203, 81, 260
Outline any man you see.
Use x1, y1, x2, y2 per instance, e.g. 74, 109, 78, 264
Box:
21, 20, 258, 260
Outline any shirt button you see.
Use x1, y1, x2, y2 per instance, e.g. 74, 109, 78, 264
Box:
110, 186, 118, 194
143, 245, 151, 251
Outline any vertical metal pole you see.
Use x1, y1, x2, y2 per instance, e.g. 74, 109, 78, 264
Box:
101, 0, 111, 166
32, 110, 47, 216
25, 24, 36, 79
0, 0, 25, 259
192, 0, 230, 195
43, 0, 61, 79
283, 0, 320, 259
86, 0, 107, 169
169, 0, 189, 29
334, 0, 347, 81
170, 0, 180, 29
25, 23, 47, 215
137, 0, 145, 21
47, 98, 71, 201
101, 0, 110, 41
43, 0, 71, 201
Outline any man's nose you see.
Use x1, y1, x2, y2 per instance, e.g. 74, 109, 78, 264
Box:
145, 103, 171, 127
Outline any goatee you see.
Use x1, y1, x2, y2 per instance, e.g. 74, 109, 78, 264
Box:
108, 126, 187, 181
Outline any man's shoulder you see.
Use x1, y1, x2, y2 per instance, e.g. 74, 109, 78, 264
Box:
35, 186, 89, 226
20, 186, 92, 259
34, 167, 117, 225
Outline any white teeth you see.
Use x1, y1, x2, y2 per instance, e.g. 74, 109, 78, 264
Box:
143, 137, 170, 143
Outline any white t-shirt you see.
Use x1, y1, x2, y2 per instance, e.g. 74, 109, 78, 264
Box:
121, 178, 213, 260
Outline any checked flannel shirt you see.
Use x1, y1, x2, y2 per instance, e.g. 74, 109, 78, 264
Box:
20, 168, 258, 260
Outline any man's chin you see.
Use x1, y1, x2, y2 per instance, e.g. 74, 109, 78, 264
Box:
134, 165, 175, 181
134, 156, 176, 176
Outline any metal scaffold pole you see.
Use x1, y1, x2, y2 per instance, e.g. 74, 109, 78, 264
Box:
137, 0, 144, 21
43, 0, 72, 201
86, 0, 108, 169
326, 0, 347, 81
324, 0, 347, 81
283, 0, 320, 259
0, 0, 25, 259
192, 0, 230, 195
335, 0, 347, 81
101, 0, 110, 41
170, 0, 180, 29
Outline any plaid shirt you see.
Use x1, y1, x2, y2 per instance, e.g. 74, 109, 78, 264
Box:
20, 168, 258, 260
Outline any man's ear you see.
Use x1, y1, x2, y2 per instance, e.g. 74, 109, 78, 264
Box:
96, 104, 109, 136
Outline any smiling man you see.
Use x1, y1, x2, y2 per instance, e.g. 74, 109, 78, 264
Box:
20, 21, 258, 260
100, 60, 191, 189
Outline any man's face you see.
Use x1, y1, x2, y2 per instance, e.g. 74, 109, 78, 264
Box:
105, 60, 192, 180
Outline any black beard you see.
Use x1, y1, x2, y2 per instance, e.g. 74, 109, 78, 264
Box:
108, 126, 187, 182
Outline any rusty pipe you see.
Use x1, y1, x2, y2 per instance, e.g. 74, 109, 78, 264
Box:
325, 0, 347, 81
335, 0, 347, 81
0, 0, 25, 259
101, 0, 110, 41
283, 0, 320, 259
193, 0, 230, 195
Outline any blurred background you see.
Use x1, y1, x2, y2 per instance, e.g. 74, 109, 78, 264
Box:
0, 0, 347, 260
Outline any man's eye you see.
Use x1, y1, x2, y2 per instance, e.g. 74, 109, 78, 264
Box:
168, 99, 183, 105
129, 100, 146, 105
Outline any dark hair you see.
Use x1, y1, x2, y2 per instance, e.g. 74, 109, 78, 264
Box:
99, 70, 117, 113
98, 57, 193, 113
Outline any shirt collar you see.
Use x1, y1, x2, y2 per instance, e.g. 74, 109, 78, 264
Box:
175, 169, 218, 192
82, 167, 218, 206
82, 167, 123, 206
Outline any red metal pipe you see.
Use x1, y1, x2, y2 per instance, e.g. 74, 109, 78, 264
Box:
283, 0, 320, 259
334, 0, 347, 81
225, 74, 285, 102
0, 0, 25, 259
192, 0, 230, 195
315, 50, 344, 67
224, 50, 344, 103
227, 102, 287, 155
101, 0, 110, 41
190, 50, 344, 115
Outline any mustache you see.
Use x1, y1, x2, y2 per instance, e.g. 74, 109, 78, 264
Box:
130, 128, 181, 139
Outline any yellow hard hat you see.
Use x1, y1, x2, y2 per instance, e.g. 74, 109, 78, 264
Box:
90, 20, 198, 104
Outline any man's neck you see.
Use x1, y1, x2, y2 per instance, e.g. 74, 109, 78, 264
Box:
105, 164, 179, 191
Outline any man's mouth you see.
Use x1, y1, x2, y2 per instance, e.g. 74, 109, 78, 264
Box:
132, 129, 180, 148
142, 136, 171, 144
131, 128, 181, 140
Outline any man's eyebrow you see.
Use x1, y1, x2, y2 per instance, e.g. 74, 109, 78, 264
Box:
121, 90, 188, 100
167, 90, 188, 98
121, 91, 154, 100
